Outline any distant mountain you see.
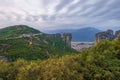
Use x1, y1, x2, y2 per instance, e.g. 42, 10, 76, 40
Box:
0, 25, 76, 61
72, 27, 102, 42
47, 27, 102, 42
47, 29, 75, 34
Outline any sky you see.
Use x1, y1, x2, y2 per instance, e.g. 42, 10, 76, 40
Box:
0, 0, 120, 31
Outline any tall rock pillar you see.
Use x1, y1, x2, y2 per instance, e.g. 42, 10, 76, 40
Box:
63, 33, 72, 47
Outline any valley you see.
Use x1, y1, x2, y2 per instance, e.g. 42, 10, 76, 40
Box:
0, 25, 120, 80
0, 0, 120, 79
71, 42, 94, 52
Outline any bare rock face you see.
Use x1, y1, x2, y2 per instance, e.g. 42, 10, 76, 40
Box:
16, 25, 28, 30
115, 30, 120, 40
55, 33, 62, 39
63, 33, 72, 47
95, 30, 114, 43
95, 29, 120, 43
46, 33, 62, 39
46, 33, 72, 47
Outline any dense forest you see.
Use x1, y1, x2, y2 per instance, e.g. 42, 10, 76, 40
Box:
0, 37, 76, 61
0, 39, 120, 80
0, 25, 76, 61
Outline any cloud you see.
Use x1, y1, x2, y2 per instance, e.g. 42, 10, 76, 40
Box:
0, 0, 120, 31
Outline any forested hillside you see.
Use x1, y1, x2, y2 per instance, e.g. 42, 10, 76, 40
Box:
0, 40, 120, 80
0, 25, 76, 61
0, 25, 41, 39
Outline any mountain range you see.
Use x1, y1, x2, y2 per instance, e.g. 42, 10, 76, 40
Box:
47, 27, 102, 42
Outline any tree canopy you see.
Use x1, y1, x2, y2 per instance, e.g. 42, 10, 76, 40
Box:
0, 40, 120, 80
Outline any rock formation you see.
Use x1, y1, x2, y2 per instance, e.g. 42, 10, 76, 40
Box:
95, 29, 114, 43
115, 30, 120, 40
95, 29, 120, 43
63, 33, 72, 47
46, 33, 72, 47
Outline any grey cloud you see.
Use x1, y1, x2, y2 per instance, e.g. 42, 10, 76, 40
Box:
55, 0, 73, 12
0, 0, 120, 31
25, 15, 41, 22
85, 0, 110, 17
